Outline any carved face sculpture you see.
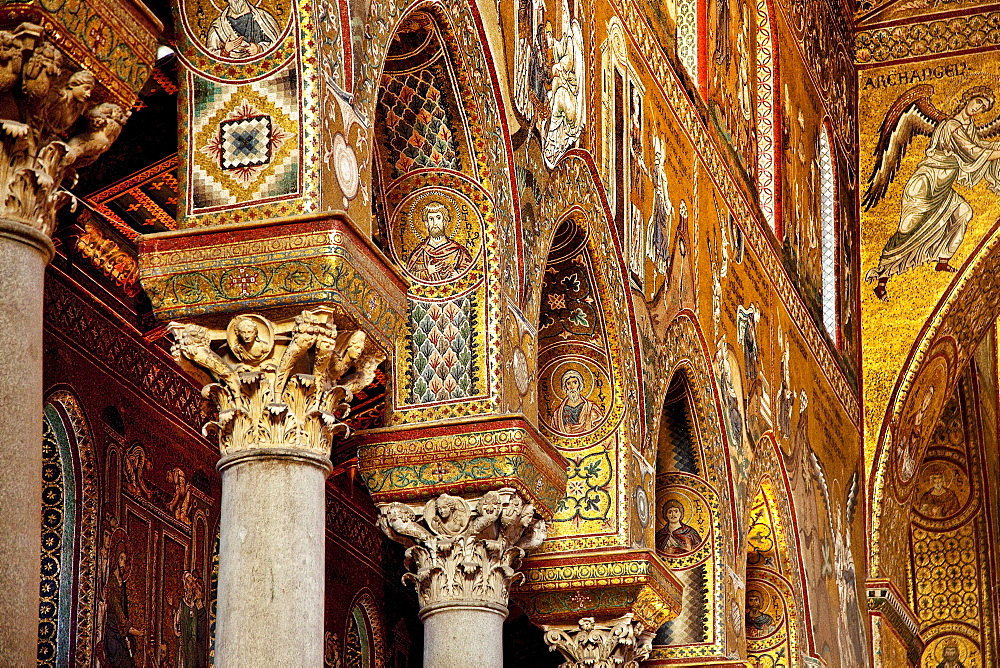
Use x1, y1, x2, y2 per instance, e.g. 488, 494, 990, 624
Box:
479, 492, 501, 519
345, 331, 365, 360
68, 71, 95, 102
235, 318, 258, 345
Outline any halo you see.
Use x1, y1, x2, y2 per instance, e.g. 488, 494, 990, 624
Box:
659, 491, 695, 525
549, 360, 595, 400
405, 191, 460, 242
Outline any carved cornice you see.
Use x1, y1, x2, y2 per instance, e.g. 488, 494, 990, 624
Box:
541, 614, 654, 668
378, 489, 546, 610
0, 22, 130, 241
355, 416, 568, 519
867, 579, 923, 664
74, 216, 140, 295
517, 549, 682, 629
139, 216, 409, 350
169, 308, 385, 457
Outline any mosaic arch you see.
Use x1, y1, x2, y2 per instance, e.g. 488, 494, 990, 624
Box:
754, 0, 780, 232
38, 390, 99, 667
744, 476, 801, 667
870, 223, 1000, 574
345, 590, 385, 668
535, 212, 632, 543
360, 0, 523, 297
743, 437, 817, 665
371, 3, 515, 421
906, 369, 996, 668
650, 368, 732, 661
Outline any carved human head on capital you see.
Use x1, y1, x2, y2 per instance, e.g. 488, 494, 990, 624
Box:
226, 313, 275, 365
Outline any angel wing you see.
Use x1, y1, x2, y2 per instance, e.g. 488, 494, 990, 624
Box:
861, 84, 947, 211
975, 109, 1000, 141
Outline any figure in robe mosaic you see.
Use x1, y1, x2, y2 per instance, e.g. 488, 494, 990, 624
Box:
863, 85, 1000, 301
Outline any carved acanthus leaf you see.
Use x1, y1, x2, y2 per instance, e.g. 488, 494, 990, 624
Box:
0, 23, 130, 238
378, 489, 548, 609
168, 308, 379, 457
541, 614, 654, 668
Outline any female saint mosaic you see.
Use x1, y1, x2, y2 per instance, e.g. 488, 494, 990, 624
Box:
862, 85, 1000, 301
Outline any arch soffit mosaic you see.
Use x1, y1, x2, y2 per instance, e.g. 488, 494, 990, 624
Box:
870, 222, 1000, 565
364, 0, 523, 294
744, 452, 811, 662
41, 388, 99, 667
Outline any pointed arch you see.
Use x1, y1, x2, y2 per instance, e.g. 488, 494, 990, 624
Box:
818, 119, 839, 342
744, 475, 802, 666
754, 0, 781, 233
646, 313, 738, 662
345, 589, 386, 668
38, 389, 98, 667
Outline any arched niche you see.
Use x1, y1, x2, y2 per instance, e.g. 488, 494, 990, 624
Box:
370, 4, 523, 420
38, 390, 98, 667
743, 476, 801, 666
652, 372, 716, 649
345, 590, 386, 668
645, 313, 737, 662
535, 213, 624, 538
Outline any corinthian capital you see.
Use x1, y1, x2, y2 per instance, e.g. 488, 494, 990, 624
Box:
0, 23, 130, 237
541, 614, 654, 668
378, 489, 548, 609
167, 308, 385, 457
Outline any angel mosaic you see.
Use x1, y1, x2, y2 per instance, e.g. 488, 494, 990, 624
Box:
514, 0, 586, 167
862, 85, 1000, 301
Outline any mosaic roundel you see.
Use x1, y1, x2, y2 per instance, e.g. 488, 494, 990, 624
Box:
181, 0, 293, 63
390, 188, 483, 285
539, 357, 610, 439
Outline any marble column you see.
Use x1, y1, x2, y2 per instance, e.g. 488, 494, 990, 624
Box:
0, 219, 52, 662
541, 614, 655, 668
378, 489, 548, 668
169, 309, 384, 664
0, 24, 129, 663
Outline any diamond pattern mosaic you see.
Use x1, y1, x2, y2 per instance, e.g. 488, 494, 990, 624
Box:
220, 115, 273, 170
379, 64, 462, 179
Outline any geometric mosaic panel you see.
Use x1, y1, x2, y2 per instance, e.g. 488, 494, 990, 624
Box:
221, 115, 272, 170
379, 64, 462, 180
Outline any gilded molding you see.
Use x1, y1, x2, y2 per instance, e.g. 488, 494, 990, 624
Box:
75, 218, 140, 295
541, 614, 655, 668
0, 0, 159, 106
139, 218, 409, 349
856, 12, 1000, 65
517, 550, 682, 628
378, 489, 546, 610
355, 418, 568, 519
169, 308, 385, 457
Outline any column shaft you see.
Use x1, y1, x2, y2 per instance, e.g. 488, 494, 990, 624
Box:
0, 221, 52, 664
215, 450, 331, 666
421, 602, 507, 668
